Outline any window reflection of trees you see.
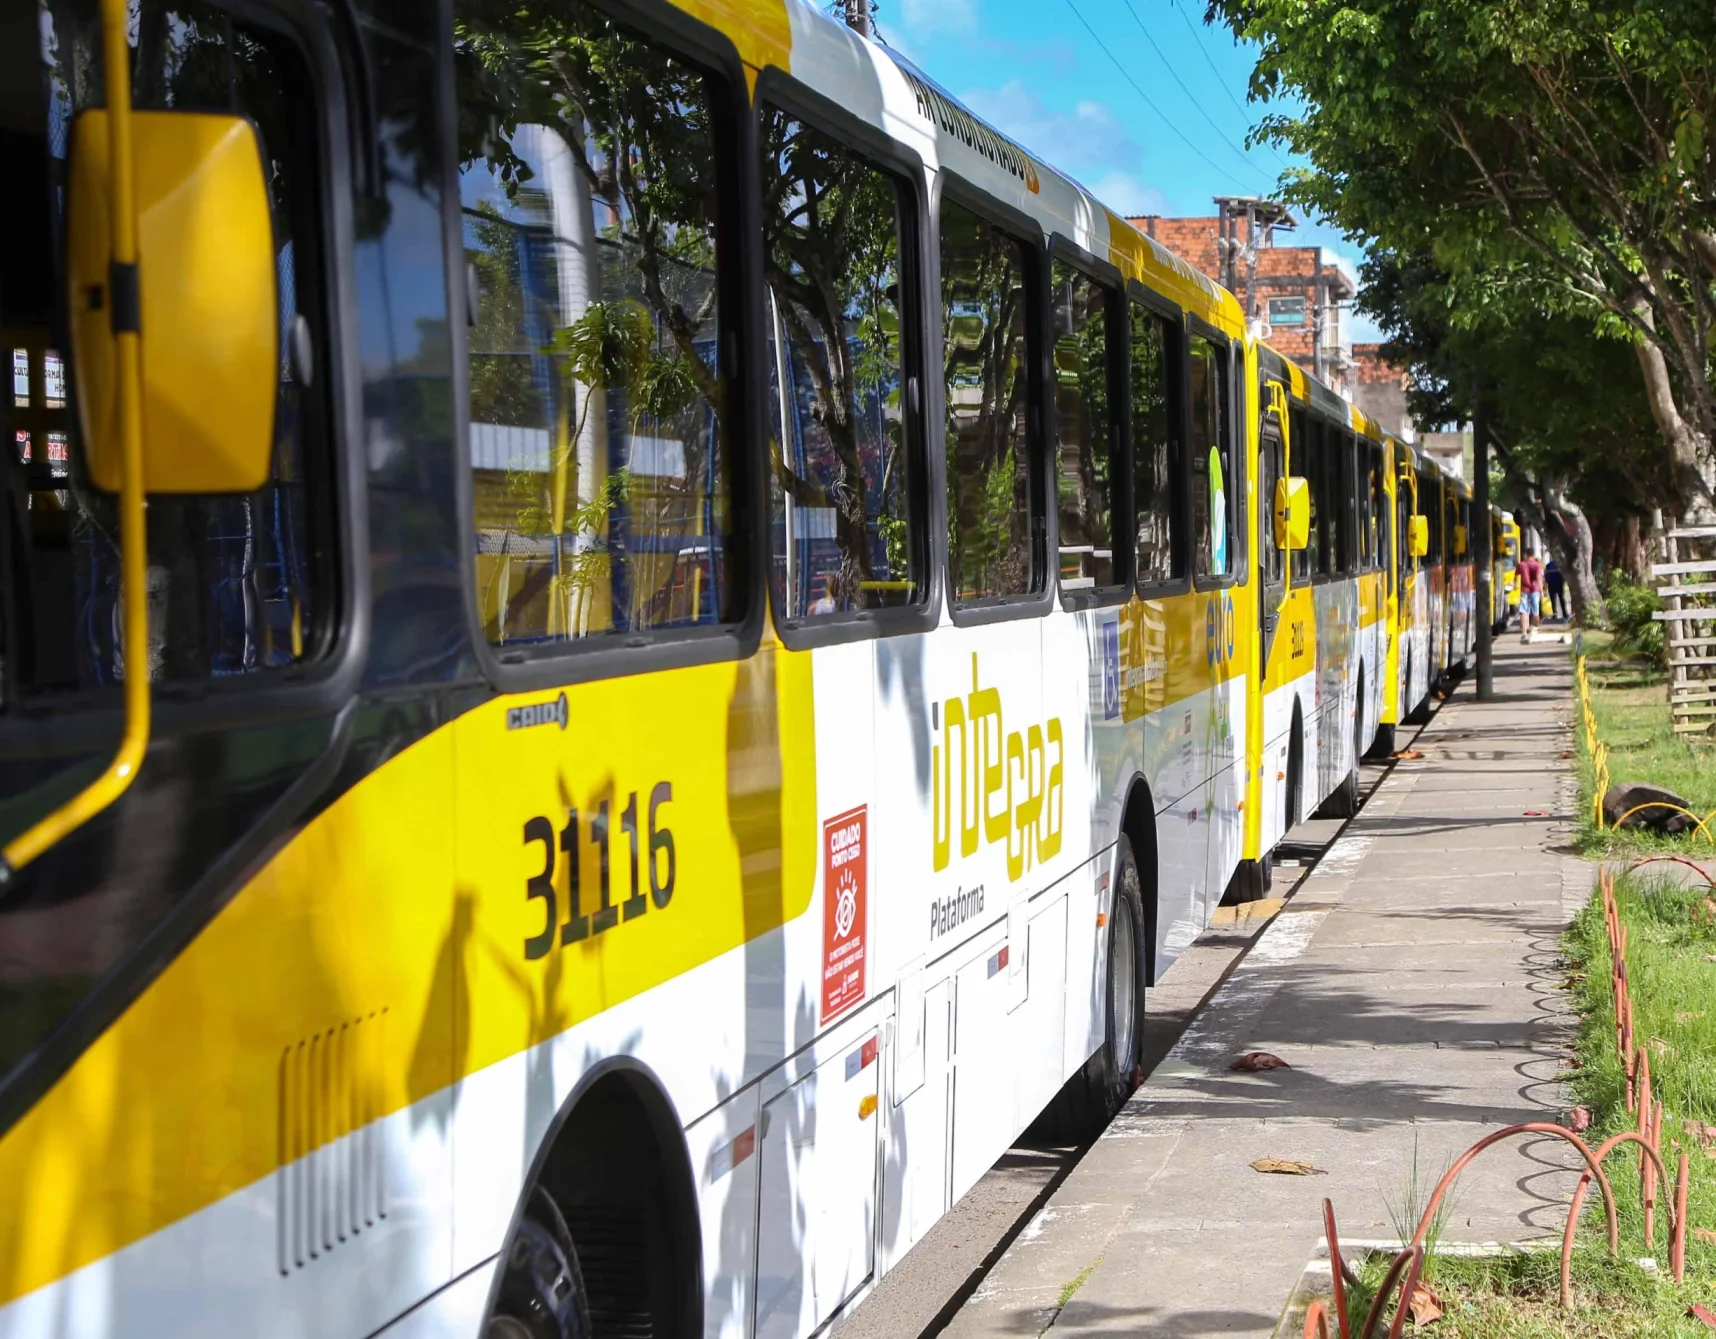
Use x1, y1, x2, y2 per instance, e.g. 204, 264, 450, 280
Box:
1188, 335, 1227, 580
941, 202, 1033, 604
1130, 307, 1177, 586
760, 110, 913, 621
1051, 262, 1115, 592
456, 10, 732, 646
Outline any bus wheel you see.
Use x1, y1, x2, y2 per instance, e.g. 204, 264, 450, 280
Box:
1225, 852, 1272, 904
1038, 836, 1147, 1142
1317, 678, 1364, 820
488, 1186, 591, 1339
1366, 722, 1396, 760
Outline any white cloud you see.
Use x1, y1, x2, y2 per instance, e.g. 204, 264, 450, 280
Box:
1081, 170, 1168, 218
898, 0, 979, 38
959, 79, 1143, 177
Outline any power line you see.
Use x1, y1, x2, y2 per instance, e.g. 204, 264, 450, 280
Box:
1064, 0, 1263, 195
1167, 0, 1292, 169
1115, 0, 1283, 179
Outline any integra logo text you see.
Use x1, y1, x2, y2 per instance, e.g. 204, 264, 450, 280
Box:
506, 691, 568, 732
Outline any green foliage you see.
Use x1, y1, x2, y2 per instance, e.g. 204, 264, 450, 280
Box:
1603, 572, 1667, 668
1574, 632, 1716, 855
1210, 0, 1716, 508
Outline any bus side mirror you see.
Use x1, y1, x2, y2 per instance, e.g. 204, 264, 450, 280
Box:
1409, 515, 1429, 557
1453, 523, 1468, 556
1274, 476, 1310, 551
68, 109, 279, 494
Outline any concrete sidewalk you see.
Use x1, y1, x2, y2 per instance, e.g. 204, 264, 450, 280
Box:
945, 638, 1589, 1338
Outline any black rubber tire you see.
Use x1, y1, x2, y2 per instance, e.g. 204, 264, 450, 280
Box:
1366, 721, 1396, 761
488, 1187, 592, 1339
1316, 687, 1362, 820
1225, 852, 1272, 904
1316, 758, 1359, 819
1284, 716, 1304, 833
1037, 835, 1147, 1142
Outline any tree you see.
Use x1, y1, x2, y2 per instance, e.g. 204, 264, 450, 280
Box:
1211, 0, 1716, 514
1360, 248, 1670, 622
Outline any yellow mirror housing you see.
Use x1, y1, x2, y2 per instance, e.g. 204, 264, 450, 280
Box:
68, 109, 278, 494
1274, 476, 1310, 551
1409, 515, 1429, 557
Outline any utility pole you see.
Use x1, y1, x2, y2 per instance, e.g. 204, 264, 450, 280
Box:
1473, 398, 1494, 699
844, 0, 871, 37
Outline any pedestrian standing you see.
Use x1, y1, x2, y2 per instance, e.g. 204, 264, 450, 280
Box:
1545, 558, 1567, 622
1516, 548, 1545, 642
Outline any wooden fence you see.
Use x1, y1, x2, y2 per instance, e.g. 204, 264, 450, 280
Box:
1653, 522, 1716, 739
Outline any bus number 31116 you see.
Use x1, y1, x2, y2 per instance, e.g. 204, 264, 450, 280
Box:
522, 782, 676, 960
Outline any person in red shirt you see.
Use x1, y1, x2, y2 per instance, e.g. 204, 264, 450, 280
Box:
1516, 548, 1545, 642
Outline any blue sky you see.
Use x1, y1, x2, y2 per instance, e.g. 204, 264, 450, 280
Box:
875, 0, 1384, 340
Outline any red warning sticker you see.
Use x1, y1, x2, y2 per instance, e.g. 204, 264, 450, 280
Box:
821, 806, 868, 1023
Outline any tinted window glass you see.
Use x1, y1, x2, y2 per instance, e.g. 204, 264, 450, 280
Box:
941, 200, 1034, 604
1356, 440, 1373, 569
2, 2, 334, 703
1259, 401, 1283, 585
458, 13, 734, 648
760, 110, 916, 621
1050, 260, 1119, 593
1397, 462, 1415, 577
1370, 447, 1388, 578
1331, 430, 1352, 574
1130, 304, 1178, 586
1291, 409, 1317, 580
1188, 334, 1231, 581
1421, 473, 1442, 563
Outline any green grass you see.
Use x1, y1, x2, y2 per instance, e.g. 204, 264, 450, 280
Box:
1574, 630, 1716, 860
1338, 871, 1716, 1336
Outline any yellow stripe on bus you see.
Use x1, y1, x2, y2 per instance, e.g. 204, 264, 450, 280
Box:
0, 643, 817, 1307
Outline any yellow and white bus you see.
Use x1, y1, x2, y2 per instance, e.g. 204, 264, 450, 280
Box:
0, 2, 1401, 1336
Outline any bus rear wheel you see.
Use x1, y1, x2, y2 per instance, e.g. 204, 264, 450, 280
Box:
1038, 835, 1146, 1142
488, 1187, 591, 1339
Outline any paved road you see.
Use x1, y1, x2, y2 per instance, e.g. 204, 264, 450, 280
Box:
833, 757, 1396, 1338
942, 638, 1583, 1338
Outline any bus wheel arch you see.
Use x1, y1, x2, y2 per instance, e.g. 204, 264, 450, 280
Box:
484, 1060, 703, 1339
1285, 700, 1305, 832
1120, 777, 1159, 987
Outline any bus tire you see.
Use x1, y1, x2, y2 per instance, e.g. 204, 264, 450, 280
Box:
488, 1186, 592, 1339
487, 1072, 699, 1339
1405, 691, 1432, 725
1366, 722, 1396, 760
1225, 852, 1271, 904
1038, 835, 1147, 1142
1285, 709, 1304, 833
1316, 679, 1363, 820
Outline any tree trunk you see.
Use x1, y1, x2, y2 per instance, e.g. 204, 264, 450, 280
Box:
1537, 488, 1600, 626
1623, 514, 1647, 583
1630, 301, 1716, 519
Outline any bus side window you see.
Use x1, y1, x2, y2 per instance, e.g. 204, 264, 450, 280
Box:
458, 13, 737, 649
2, 2, 336, 703
1290, 407, 1317, 580
760, 107, 920, 623
1050, 258, 1124, 599
941, 198, 1039, 605
1187, 332, 1232, 581
1129, 302, 1180, 588
1257, 382, 1282, 587
1338, 430, 1352, 573
1372, 447, 1388, 579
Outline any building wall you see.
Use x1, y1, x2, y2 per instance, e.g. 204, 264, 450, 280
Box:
1130, 211, 1354, 396
1350, 343, 1413, 442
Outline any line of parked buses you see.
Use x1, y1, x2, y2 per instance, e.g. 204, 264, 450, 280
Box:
0, 1, 1533, 1334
